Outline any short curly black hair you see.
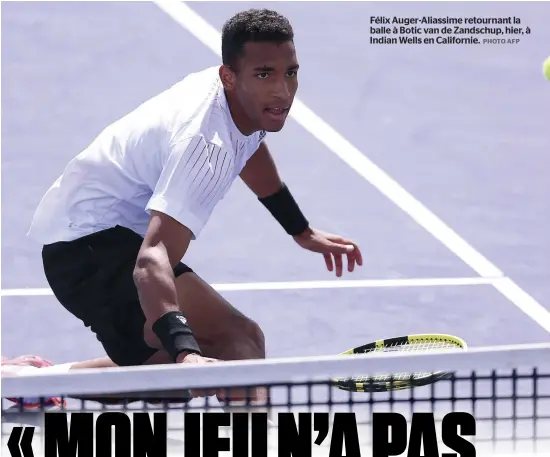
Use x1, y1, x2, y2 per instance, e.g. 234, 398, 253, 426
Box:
221, 9, 294, 68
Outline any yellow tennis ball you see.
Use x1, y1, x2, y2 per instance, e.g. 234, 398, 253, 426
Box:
544, 57, 550, 81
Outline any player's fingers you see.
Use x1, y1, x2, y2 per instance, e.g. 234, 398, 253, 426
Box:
335, 240, 362, 269
347, 251, 356, 272
326, 234, 356, 246
353, 244, 363, 266
334, 253, 343, 277
324, 253, 333, 272
324, 241, 355, 255
338, 239, 362, 266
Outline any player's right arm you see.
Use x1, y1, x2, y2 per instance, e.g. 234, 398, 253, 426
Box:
133, 211, 199, 363
133, 135, 224, 364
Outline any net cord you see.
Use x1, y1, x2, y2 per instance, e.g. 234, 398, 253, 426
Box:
2, 342, 550, 398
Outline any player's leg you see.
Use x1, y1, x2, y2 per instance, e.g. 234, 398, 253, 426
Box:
2, 354, 159, 374
34, 272, 266, 402
1, 355, 68, 407
41, 226, 266, 401
142, 270, 267, 404
42, 226, 180, 367
1, 355, 137, 408
144, 271, 265, 361
65, 357, 117, 369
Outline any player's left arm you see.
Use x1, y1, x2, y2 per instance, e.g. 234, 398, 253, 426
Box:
239, 141, 363, 276
238, 141, 284, 199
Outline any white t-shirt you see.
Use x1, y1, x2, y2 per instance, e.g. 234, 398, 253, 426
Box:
28, 66, 266, 244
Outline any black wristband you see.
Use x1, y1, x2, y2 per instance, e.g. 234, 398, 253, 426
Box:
152, 311, 201, 362
258, 183, 309, 236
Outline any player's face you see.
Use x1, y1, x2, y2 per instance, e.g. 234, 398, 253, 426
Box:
232, 41, 299, 132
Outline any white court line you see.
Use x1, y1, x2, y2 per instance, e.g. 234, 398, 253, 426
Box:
152, 0, 550, 334
0, 276, 498, 297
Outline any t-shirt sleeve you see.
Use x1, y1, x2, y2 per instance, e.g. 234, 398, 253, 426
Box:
146, 136, 235, 239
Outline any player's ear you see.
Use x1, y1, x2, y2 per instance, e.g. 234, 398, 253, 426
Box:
219, 64, 237, 90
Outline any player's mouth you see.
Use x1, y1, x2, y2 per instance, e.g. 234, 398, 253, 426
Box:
264, 106, 290, 121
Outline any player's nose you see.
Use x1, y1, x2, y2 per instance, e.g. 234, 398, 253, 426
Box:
270, 79, 292, 101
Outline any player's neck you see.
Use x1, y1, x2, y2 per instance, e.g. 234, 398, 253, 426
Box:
224, 90, 257, 137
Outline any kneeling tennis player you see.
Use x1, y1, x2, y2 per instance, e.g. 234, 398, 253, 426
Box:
26, 9, 363, 406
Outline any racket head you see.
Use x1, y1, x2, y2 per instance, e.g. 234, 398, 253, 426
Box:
332, 333, 467, 393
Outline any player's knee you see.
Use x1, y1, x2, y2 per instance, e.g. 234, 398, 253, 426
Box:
244, 318, 266, 357
226, 316, 266, 360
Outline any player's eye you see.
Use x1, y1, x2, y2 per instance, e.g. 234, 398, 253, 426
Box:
286, 70, 298, 77
256, 72, 269, 79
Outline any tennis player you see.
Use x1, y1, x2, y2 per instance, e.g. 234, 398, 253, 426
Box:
25, 9, 363, 406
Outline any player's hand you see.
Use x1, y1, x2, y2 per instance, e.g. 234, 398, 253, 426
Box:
293, 228, 363, 277
178, 353, 219, 398
178, 352, 217, 364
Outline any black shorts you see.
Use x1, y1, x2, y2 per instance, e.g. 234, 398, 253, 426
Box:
42, 225, 193, 367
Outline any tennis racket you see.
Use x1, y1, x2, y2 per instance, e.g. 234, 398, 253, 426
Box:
331, 333, 467, 393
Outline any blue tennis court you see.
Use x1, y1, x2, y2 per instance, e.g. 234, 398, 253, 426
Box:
2, 1, 550, 367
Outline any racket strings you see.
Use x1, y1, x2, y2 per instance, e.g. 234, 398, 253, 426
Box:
348, 340, 462, 382
358, 340, 462, 354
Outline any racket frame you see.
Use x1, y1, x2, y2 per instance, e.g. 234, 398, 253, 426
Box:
332, 333, 468, 392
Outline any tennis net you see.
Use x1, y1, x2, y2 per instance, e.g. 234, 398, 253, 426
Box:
2, 342, 550, 456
